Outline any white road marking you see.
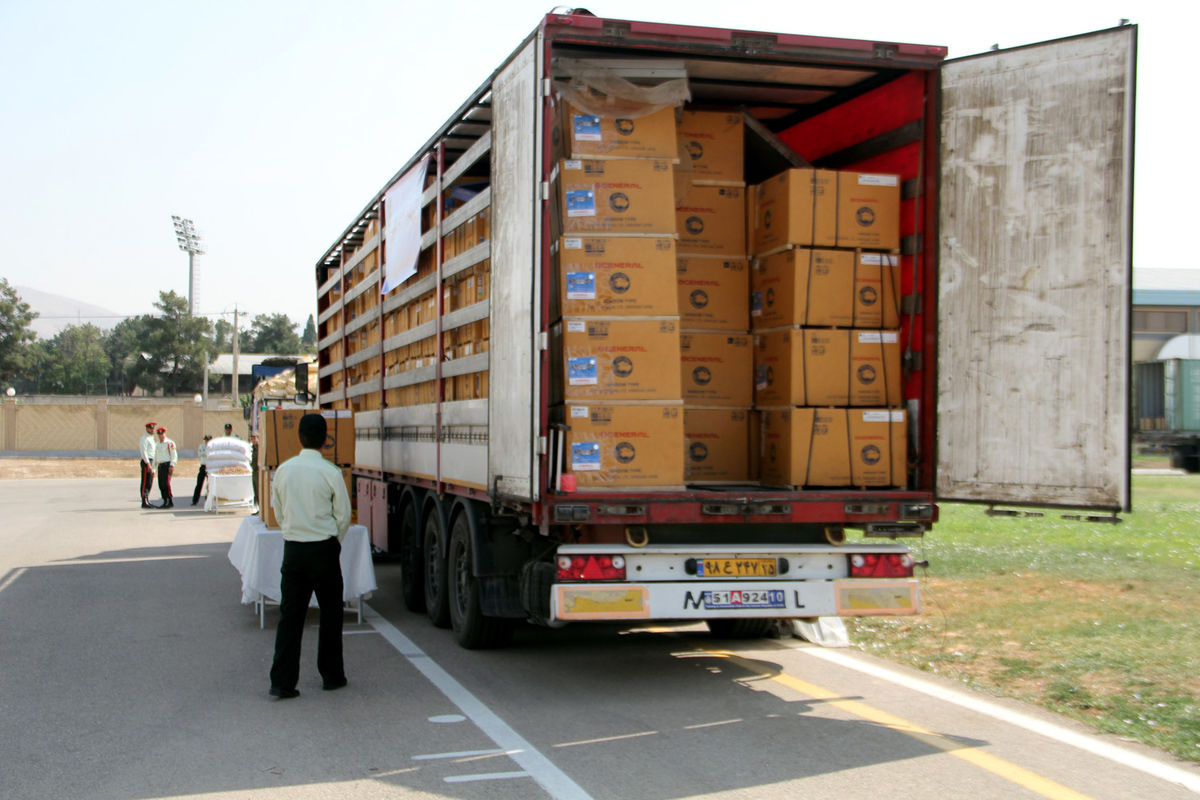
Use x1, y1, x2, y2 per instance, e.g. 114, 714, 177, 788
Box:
796, 645, 1200, 794
413, 749, 510, 760
553, 730, 658, 748
364, 605, 594, 800
445, 771, 531, 783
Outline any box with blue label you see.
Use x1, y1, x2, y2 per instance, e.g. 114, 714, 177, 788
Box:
553, 236, 678, 318
554, 159, 677, 234
552, 317, 683, 402
559, 403, 685, 488
556, 96, 678, 160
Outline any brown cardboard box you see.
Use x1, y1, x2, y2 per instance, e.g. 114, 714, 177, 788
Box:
677, 110, 744, 183
554, 236, 678, 318
559, 96, 678, 160
804, 329, 902, 407
554, 318, 683, 402
259, 409, 305, 467
680, 332, 753, 406
852, 252, 901, 329
676, 256, 750, 330
760, 408, 905, 487
675, 184, 746, 256
684, 406, 750, 482
753, 328, 807, 407
751, 248, 858, 329
751, 169, 837, 254
555, 159, 677, 234
259, 465, 356, 528
561, 403, 684, 488
836, 172, 901, 251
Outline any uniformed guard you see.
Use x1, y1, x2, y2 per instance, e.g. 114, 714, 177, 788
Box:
192, 434, 212, 506
139, 421, 157, 508
153, 427, 179, 508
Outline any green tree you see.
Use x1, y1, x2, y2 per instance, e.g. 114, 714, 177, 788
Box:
249, 313, 301, 354
127, 291, 213, 395
41, 323, 109, 394
301, 314, 317, 353
0, 278, 38, 386
104, 316, 150, 395
212, 318, 233, 352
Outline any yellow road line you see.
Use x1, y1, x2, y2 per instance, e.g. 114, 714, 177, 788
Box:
699, 646, 1096, 800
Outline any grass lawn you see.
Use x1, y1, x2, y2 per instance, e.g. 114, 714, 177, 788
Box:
846, 473, 1200, 763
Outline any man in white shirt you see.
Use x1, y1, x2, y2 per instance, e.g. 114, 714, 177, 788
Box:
139, 421, 157, 508
268, 413, 351, 700
191, 434, 211, 506
152, 427, 178, 508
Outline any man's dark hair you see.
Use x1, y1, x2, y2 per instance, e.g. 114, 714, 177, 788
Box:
298, 414, 327, 450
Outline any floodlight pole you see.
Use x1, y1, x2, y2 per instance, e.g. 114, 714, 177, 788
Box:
171, 215, 207, 404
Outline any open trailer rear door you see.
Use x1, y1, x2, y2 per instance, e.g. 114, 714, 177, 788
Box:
936, 26, 1136, 511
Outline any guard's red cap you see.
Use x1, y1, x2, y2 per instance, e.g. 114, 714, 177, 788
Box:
156, 427, 166, 433
146, 421, 156, 428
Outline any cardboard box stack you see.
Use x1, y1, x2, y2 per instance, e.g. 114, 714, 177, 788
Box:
749, 167, 906, 488
673, 111, 754, 483
257, 409, 356, 528
552, 88, 685, 490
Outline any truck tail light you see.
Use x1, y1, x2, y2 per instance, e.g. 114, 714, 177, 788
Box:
556, 554, 627, 581
848, 553, 914, 578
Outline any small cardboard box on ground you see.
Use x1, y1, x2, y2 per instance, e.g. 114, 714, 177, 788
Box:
684, 407, 751, 482
554, 159, 677, 235
554, 236, 679, 318
751, 248, 901, 329
560, 403, 684, 489
835, 172, 900, 251
675, 184, 747, 256
680, 332, 753, 406
677, 110, 744, 183
676, 256, 750, 331
760, 408, 905, 488
554, 90, 679, 160
553, 318, 683, 402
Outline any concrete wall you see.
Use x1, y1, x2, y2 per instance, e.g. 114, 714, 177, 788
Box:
0, 397, 247, 454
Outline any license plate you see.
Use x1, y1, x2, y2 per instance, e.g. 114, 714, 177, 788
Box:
703, 589, 785, 610
697, 558, 778, 578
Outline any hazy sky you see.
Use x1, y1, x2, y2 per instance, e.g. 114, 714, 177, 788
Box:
0, 0, 1189, 331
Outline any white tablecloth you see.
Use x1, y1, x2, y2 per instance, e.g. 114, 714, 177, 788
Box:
227, 517, 377, 625
205, 473, 255, 512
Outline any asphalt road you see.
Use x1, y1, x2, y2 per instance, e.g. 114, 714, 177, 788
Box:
2, 477, 1198, 800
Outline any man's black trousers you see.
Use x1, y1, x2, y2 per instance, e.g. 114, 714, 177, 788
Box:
140, 460, 154, 503
270, 537, 345, 692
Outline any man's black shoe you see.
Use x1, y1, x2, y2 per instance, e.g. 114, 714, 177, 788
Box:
269, 687, 300, 699
141, 503, 151, 508
322, 678, 348, 691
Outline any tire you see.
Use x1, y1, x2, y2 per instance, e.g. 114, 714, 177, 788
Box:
422, 509, 450, 628
706, 618, 776, 639
448, 513, 514, 649
398, 500, 425, 613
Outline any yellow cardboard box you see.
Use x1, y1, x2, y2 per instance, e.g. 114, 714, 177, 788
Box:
753, 328, 807, 407
751, 169, 838, 254
680, 332, 753, 406
760, 408, 906, 487
555, 158, 677, 234
554, 318, 682, 402
684, 406, 751, 482
554, 236, 678, 317
677, 110, 744, 183
562, 403, 684, 488
751, 248, 856, 329
675, 184, 746, 256
804, 329, 902, 407
836, 171, 900, 251
558, 96, 679, 160
676, 256, 750, 331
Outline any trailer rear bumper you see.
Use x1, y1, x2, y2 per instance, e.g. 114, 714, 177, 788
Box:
550, 579, 919, 622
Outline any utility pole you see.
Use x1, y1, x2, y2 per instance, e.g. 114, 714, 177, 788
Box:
232, 305, 240, 408
171, 216, 208, 404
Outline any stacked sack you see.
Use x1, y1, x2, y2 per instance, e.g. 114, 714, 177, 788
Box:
205, 436, 252, 475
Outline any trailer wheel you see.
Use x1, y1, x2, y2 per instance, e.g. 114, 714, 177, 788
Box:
398, 499, 425, 613
448, 514, 514, 649
423, 511, 450, 628
705, 618, 775, 639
